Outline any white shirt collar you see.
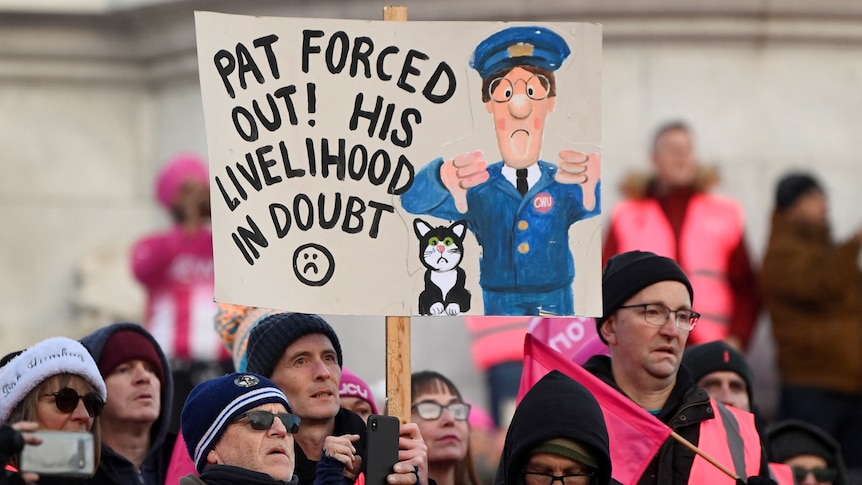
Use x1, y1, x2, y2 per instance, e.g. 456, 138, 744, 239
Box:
501, 163, 542, 192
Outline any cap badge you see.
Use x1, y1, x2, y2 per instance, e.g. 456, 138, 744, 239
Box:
508, 42, 535, 58
234, 374, 260, 388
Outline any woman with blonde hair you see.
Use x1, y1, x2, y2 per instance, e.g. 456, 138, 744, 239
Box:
0, 337, 107, 484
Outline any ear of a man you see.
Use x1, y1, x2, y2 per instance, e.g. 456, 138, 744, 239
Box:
600, 315, 618, 346
207, 446, 223, 466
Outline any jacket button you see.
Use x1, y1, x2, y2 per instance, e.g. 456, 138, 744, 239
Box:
518, 220, 529, 230
518, 243, 530, 254
679, 415, 687, 421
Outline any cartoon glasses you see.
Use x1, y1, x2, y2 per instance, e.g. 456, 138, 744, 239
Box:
488, 74, 550, 102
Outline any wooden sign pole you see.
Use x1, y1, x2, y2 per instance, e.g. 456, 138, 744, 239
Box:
383, 5, 411, 422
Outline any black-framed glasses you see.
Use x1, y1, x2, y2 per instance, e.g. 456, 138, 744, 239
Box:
41, 388, 105, 418
522, 470, 596, 485
791, 466, 838, 483
488, 74, 550, 102
412, 401, 471, 421
235, 410, 301, 434
618, 303, 700, 331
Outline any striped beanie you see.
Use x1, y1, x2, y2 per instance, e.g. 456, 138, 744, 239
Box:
181, 373, 291, 473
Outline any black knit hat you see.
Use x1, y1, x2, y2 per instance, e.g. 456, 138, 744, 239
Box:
775, 172, 822, 211
597, 251, 694, 344
767, 420, 847, 485
246, 313, 343, 378
682, 341, 755, 403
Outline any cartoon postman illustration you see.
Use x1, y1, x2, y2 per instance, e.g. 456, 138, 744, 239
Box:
402, 26, 601, 316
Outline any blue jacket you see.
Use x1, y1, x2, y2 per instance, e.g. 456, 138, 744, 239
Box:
402, 158, 600, 293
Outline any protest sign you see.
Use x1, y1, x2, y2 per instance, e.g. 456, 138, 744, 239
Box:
195, 12, 602, 316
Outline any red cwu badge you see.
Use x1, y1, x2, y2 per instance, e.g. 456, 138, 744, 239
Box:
533, 192, 555, 213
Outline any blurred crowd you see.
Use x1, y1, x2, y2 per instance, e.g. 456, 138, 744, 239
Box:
1, 116, 861, 485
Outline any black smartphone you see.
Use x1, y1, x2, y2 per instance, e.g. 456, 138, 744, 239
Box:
364, 414, 400, 485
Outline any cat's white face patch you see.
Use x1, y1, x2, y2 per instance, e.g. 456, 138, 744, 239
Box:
423, 239, 462, 271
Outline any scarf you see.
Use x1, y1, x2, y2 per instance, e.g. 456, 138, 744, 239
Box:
198, 464, 300, 485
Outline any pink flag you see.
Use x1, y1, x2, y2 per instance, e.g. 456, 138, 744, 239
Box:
519, 334, 673, 484
528, 316, 609, 365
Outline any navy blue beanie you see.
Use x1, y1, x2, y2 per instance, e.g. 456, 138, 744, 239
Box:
246, 313, 343, 378
181, 373, 291, 473
597, 251, 694, 344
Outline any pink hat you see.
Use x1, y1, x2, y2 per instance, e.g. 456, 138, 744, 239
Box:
340, 368, 378, 415
156, 154, 209, 208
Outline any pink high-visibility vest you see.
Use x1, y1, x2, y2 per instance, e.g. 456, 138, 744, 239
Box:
610, 194, 744, 344
689, 399, 762, 483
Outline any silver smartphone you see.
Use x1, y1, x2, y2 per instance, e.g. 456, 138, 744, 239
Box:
19, 431, 96, 477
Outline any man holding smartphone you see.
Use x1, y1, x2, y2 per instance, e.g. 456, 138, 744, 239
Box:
244, 313, 427, 485
166, 311, 429, 485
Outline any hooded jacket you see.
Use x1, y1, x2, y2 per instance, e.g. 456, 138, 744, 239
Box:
81, 323, 175, 485
496, 370, 612, 485
766, 420, 848, 485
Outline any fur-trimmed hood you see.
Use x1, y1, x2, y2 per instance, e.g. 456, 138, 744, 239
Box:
619, 166, 721, 200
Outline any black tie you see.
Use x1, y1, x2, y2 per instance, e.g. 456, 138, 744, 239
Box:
516, 169, 529, 196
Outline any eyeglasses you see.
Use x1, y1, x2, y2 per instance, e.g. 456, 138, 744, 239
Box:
618, 303, 700, 331
235, 410, 301, 434
412, 401, 471, 421
522, 470, 596, 485
488, 74, 550, 103
41, 388, 105, 418
791, 466, 838, 483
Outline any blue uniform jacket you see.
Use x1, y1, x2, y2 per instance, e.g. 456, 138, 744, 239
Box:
402, 158, 601, 295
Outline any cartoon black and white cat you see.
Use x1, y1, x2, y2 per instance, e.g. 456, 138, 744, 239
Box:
414, 218, 472, 316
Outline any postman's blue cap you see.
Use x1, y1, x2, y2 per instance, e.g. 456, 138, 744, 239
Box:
470, 26, 571, 79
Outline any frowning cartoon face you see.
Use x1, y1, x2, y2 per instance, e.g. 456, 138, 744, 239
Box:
486, 66, 556, 169
292, 243, 335, 286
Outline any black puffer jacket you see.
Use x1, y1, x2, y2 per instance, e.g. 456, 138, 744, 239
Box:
495, 370, 613, 485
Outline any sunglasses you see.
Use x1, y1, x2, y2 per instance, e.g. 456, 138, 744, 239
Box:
235, 410, 301, 434
41, 387, 105, 418
791, 466, 838, 483
411, 401, 471, 421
